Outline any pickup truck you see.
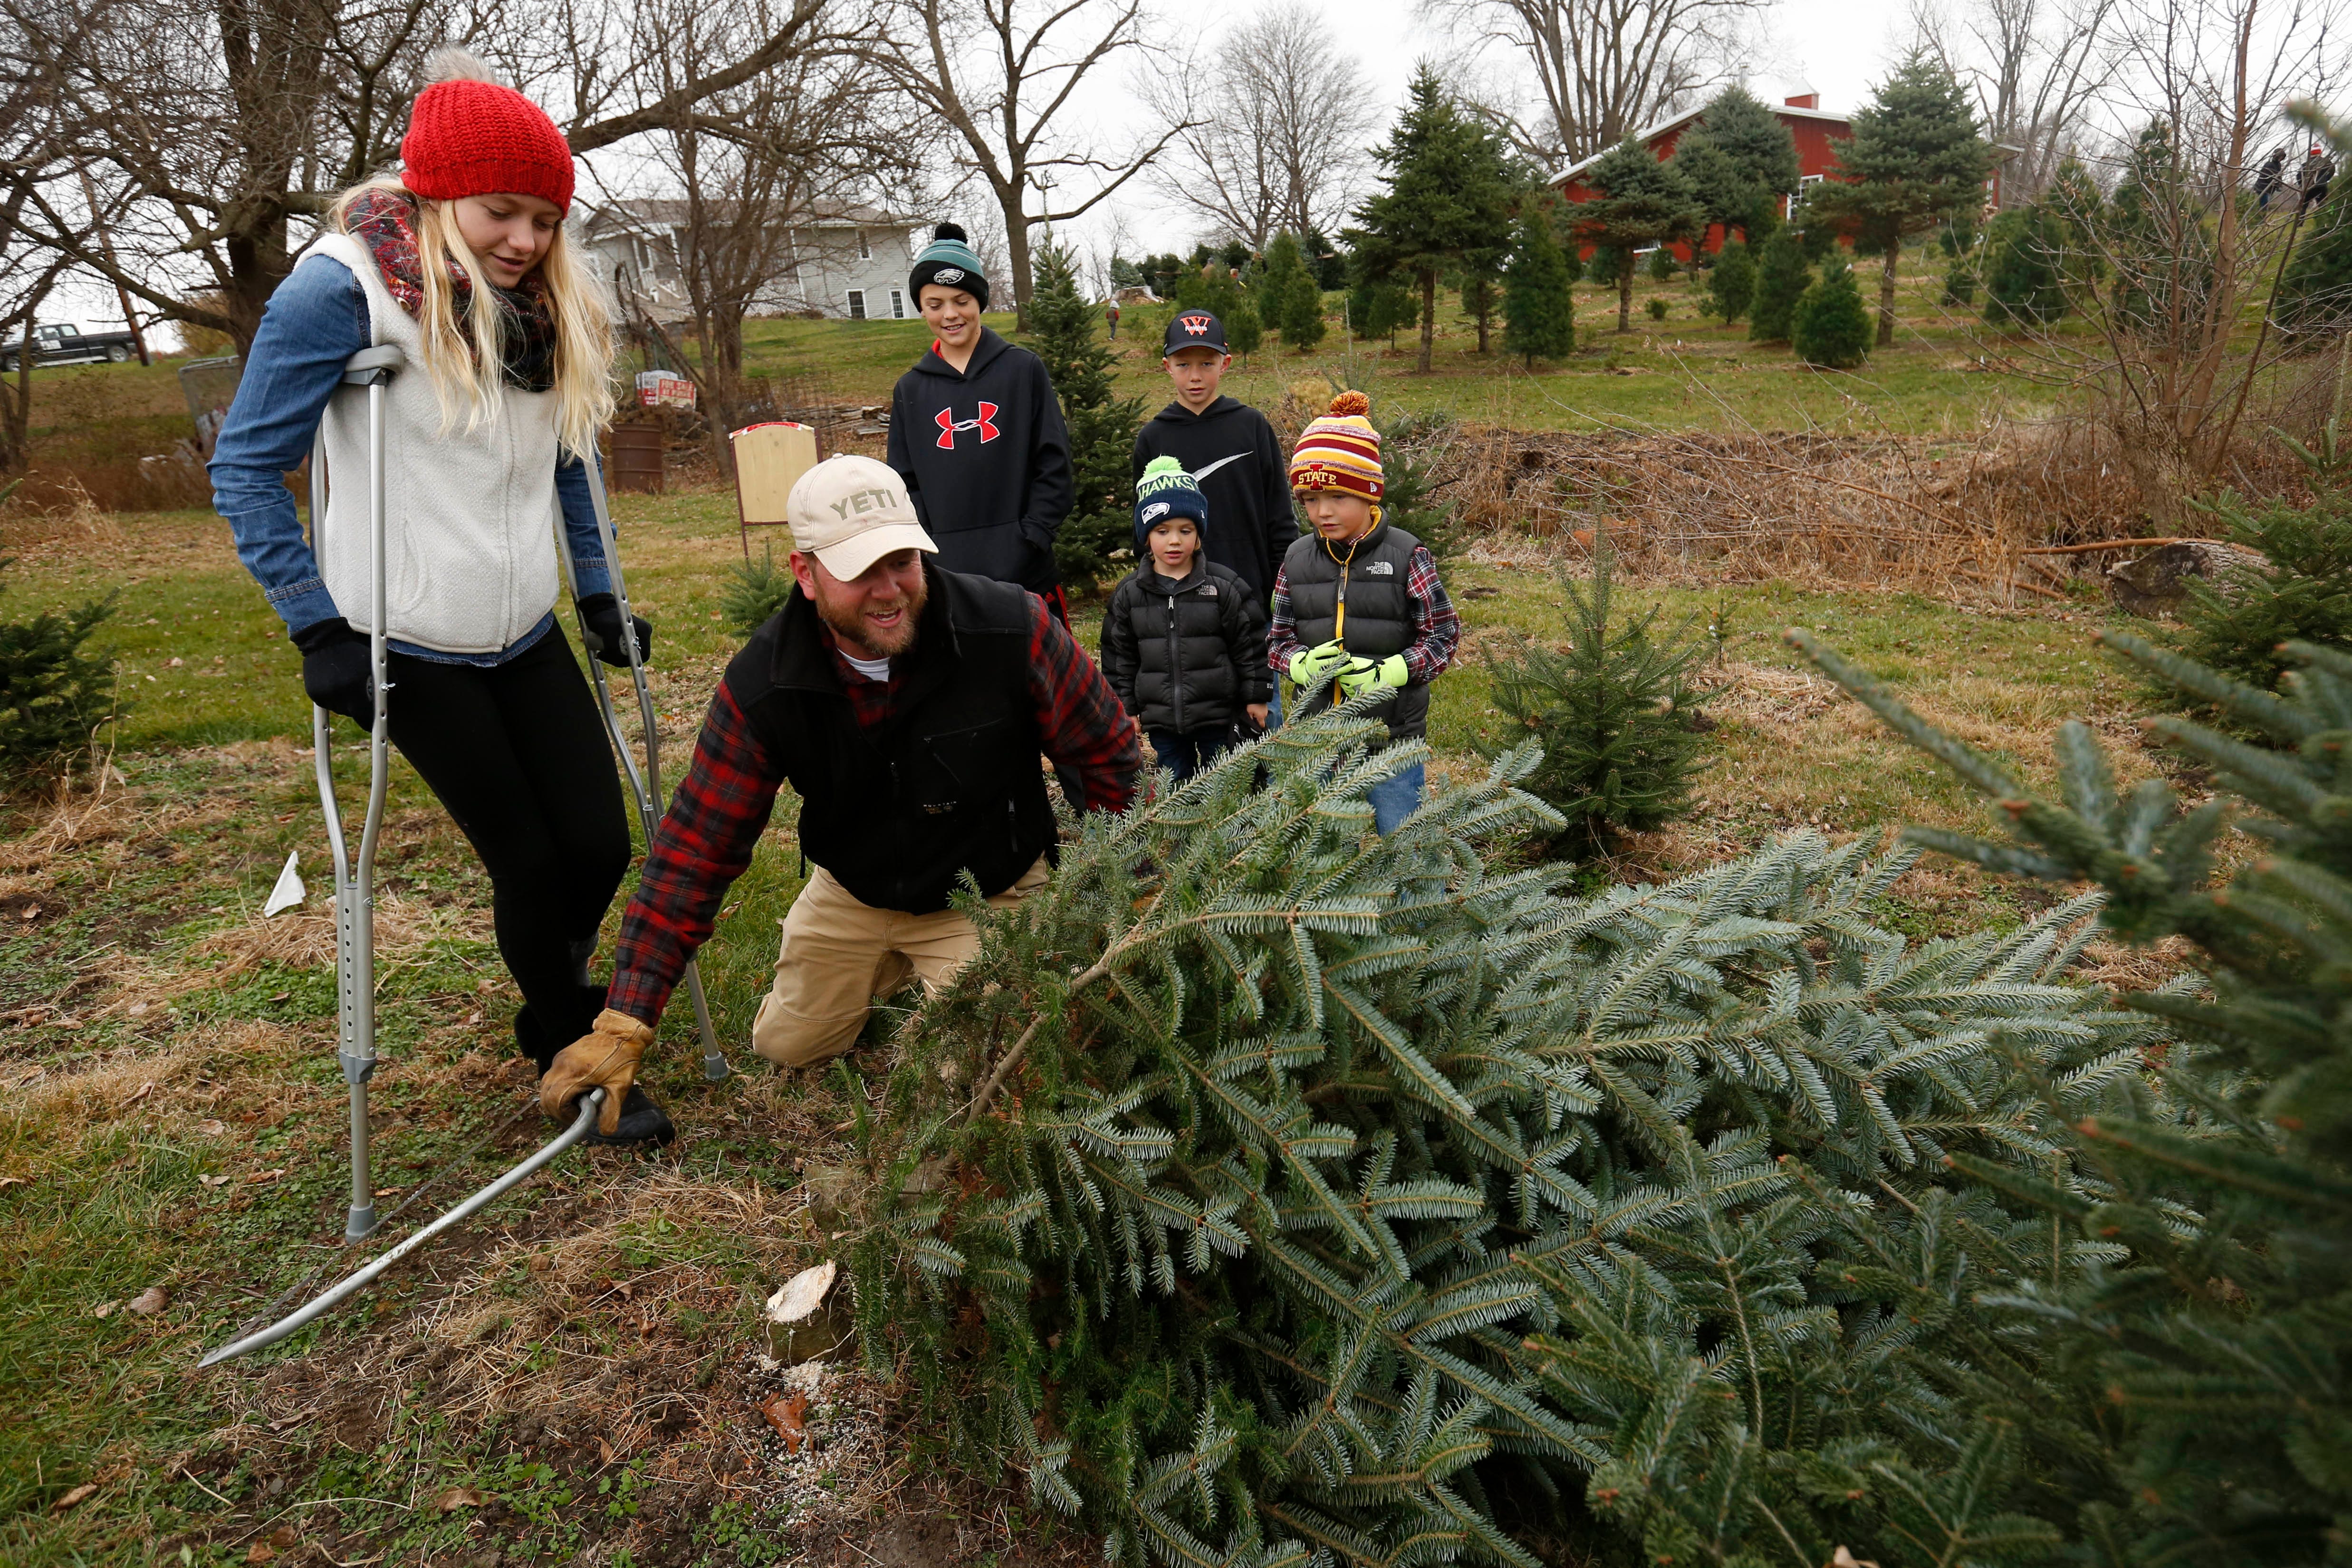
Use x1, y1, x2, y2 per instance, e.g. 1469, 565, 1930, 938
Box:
0, 323, 140, 371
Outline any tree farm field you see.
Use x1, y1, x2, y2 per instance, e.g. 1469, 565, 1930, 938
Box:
0, 436, 2195, 1565
739, 260, 2062, 437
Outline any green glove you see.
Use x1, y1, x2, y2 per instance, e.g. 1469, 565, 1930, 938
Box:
1288, 640, 1354, 686
1335, 654, 1408, 699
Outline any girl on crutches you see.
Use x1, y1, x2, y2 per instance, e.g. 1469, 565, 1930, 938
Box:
209, 50, 672, 1145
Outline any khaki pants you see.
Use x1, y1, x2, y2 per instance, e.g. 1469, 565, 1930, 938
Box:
749, 856, 1050, 1069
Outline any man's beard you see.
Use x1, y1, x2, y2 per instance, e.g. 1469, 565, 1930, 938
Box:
814, 572, 926, 659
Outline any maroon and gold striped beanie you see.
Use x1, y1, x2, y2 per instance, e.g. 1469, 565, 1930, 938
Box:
1287, 390, 1384, 502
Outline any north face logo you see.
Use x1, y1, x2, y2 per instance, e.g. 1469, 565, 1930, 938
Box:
1365, 560, 1395, 575
1178, 314, 1214, 337
934, 402, 1000, 449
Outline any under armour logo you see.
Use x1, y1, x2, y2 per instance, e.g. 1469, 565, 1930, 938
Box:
934, 402, 1000, 449
1178, 313, 1213, 337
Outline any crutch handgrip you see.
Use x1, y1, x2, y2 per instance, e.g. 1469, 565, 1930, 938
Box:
340, 345, 406, 384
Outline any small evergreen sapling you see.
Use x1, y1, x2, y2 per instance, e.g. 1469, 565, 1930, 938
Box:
1477, 530, 1713, 855
1980, 205, 2069, 327
0, 557, 122, 782
1581, 243, 1621, 285
1646, 245, 1678, 280
1747, 227, 1812, 342
1793, 258, 1873, 367
1259, 232, 1326, 352
1709, 237, 1757, 321
2174, 426, 2352, 691
720, 545, 794, 633
1502, 198, 1577, 366
1030, 242, 1149, 585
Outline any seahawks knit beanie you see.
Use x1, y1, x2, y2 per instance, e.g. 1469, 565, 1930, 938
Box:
1133, 456, 1208, 553
1287, 391, 1384, 502
400, 49, 576, 216
909, 223, 989, 308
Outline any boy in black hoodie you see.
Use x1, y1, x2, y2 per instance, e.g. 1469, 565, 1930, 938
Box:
1100, 457, 1270, 781
1130, 310, 1298, 603
887, 224, 1075, 613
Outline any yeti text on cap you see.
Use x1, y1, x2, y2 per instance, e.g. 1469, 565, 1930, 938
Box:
834, 487, 899, 518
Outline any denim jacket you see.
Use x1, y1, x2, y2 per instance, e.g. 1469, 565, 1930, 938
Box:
208, 253, 611, 667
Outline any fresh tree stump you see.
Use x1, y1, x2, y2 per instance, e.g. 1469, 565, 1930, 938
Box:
763, 1261, 849, 1364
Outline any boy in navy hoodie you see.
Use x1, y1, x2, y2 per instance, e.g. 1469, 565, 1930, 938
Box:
886, 225, 1075, 617
1130, 310, 1297, 603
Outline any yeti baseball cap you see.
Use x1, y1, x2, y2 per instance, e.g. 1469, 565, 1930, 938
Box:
787, 455, 937, 580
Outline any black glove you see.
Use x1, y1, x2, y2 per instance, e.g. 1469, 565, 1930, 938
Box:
291, 616, 374, 728
576, 593, 653, 668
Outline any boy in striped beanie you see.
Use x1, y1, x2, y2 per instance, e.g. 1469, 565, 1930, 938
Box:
1265, 392, 1461, 835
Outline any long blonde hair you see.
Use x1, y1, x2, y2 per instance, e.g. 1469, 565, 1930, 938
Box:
326, 173, 616, 459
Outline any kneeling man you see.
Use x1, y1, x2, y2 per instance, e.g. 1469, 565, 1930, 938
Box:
542, 455, 1140, 1130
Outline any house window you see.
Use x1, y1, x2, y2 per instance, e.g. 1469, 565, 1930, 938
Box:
889, 289, 905, 319
856, 229, 871, 260
847, 289, 867, 320
1790, 173, 1824, 219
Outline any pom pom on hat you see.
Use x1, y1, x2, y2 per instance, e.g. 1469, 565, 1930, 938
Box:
1133, 454, 1209, 554
401, 50, 575, 215
1288, 389, 1383, 502
911, 223, 989, 308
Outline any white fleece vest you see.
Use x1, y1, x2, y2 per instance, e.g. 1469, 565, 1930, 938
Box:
304, 231, 564, 655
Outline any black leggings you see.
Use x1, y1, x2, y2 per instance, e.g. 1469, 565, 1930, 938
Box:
385, 631, 630, 1062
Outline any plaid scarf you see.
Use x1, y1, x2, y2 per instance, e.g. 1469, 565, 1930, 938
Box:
345, 188, 559, 393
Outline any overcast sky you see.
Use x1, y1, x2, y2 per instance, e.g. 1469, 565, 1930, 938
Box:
53, 0, 1913, 345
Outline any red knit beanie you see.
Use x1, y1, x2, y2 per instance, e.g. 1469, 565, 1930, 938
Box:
400, 51, 575, 215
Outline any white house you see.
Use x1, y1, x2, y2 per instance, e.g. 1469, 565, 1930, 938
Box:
572, 200, 926, 323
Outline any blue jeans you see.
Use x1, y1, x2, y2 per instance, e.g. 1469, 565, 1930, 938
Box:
1150, 727, 1232, 781
1366, 762, 1424, 836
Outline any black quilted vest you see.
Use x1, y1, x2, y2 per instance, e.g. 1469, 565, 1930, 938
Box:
728, 566, 1056, 913
1281, 519, 1429, 739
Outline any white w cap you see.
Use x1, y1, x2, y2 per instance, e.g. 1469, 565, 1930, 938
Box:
787, 455, 938, 580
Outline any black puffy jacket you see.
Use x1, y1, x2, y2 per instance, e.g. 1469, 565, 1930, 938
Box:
1099, 561, 1271, 734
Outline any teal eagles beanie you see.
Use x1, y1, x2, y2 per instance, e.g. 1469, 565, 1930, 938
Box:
1134, 455, 1209, 555
909, 222, 988, 308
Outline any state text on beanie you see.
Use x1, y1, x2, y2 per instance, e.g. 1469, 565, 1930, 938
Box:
401, 48, 576, 216
1287, 390, 1384, 502
909, 222, 990, 309
1133, 454, 1209, 553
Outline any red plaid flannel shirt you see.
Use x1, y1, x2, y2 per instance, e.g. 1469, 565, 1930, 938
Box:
607, 593, 1138, 1027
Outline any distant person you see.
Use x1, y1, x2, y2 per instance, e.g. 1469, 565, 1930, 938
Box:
208, 50, 669, 1145
2256, 145, 2288, 212
885, 224, 1075, 624
1100, 458, 1271, 781
1265, 392, 1459, 836
2298, 146, 2335, 213
1106, 298, 1121, 340
1129, 309, 1299, 603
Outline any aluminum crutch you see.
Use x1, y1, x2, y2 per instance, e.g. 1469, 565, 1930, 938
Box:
563, 443, 730, 1083
197, 1090, 605, 1367
310, 343, 405, 1245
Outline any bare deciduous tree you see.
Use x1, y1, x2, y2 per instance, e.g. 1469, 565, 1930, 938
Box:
0, 0, 835, 351
607, 0, 917, 471
868, 0, 1190, 323
1147, 4, 1378, 250
1415, 0, 1768, 164
1909, 0, 2121, 197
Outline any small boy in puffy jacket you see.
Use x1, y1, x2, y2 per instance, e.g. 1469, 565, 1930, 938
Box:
1100, 457, 1271, 781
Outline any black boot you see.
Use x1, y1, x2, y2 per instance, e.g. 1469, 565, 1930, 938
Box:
582, 1084, 676, 1147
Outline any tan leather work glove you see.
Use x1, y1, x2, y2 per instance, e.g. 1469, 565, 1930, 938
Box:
540, 1009, 655, 1135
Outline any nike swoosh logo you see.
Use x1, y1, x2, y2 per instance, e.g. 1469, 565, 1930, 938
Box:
1190, 452, 1249, 481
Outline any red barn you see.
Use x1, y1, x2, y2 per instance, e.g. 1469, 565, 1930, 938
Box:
1551, 92, 2009, 261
